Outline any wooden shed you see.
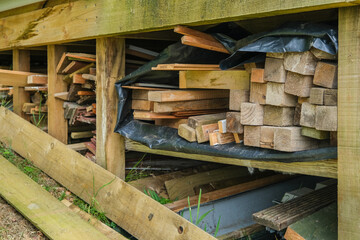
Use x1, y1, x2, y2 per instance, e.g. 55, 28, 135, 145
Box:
0, 0, 358, 239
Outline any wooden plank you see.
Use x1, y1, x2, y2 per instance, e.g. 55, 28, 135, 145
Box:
152, 63, 223, 71
165, 174, 292, 212
154, 98, 228, 113
63, 63, 95, 83
338, 7, 360, 239
0, 0, 359, 51
132, 89, 150, 100
131, 100, 154, 111
284, 72, 313, 97
122, 85, 170, 91
71, 131, 93, 139
310, 47, 337, 60
165, 166, 249, 200
253, 184, 336, 231
241, 102, 264, 125
209, 131, 235, 145
244, 126, 261, 147
218, 119, 227, 133
73, 73, 86, 84
251, 68, 265, 83
313, 62, 338, 88
82, 73, 96, 81
264, 57, 286, 83
266, 82, 297, 107
250, 82, 267, 105
154, 119, 188, 129
24, 86, 47, 91
301, 127, 330, 140
196, 123, 219, 143
62, 61, 89, 74
229, 89, 250, 111
12, 49, 30, 120
174, 25, 216, 42
284, 51, 318, 75
62, 199, 127, 240
323, 89, 337, 106
96, 38, 125, 179
133, 110, 183, 120
148, 89, 229, 102
263, 105, 294, 126
181, 35, 230, 54
226, 112, 243, 133
179, 70, 250, 90
48, 45, 68, 144
67, 142, 87, 151
274, 127, 319, 152
260, 126, 277, 149
66, 53, 96, 62
309, 87, 326, 105
0, 155, 110, 240
125, 139, 337, 178
315, 106, 337, 131
0, 69, 38, 86
0, 107, 215, 240
27, 75, 48, 85
54, 92, 69, 101
178, 124, 196, 142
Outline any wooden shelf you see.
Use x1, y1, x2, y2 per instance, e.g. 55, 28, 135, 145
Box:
125, 138, 337, 179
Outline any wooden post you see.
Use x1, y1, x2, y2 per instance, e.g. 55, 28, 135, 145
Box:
48, 45, 68, 144
338, 6, 360, 239
96, 37, 125, 179
12, 49, 30, 119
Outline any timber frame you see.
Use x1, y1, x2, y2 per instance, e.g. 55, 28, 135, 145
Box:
0, 1, 359, 238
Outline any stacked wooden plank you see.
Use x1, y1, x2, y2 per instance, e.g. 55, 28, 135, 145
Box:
238, 51, 337, 152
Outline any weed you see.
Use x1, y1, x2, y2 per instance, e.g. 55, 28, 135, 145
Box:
183, 189, 221, 237
144, 189, 173, 204
31, 93, 46, 128
58, 192, 66, 201
125, 153, 149, 182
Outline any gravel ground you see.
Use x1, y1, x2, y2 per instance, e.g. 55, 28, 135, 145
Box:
0, 197, 48, 240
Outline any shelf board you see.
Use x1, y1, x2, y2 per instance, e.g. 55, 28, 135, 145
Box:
125, 139, 337, 179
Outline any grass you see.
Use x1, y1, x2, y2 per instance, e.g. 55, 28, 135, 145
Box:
144, 189, 173, 204
125, 153, 149, 182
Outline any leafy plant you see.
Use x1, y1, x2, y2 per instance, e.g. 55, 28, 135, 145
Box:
31, 93, 46, 128
144, 189, 173, 204
125, 153, 149, 182
184, 189, 221, 237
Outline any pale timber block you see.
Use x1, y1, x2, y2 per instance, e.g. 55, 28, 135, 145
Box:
71, 131, 93, 139
323, 89, 337, 106
229, 89, 249, 111
244, 126, 261, 147
178, 124, 196, 142
284, 51, 318, 75
250, 82, 266, 105
218, 119, 227, 133
266, 82, 297, 107
131, 100, 154, 111
179, 70, 250, 90
300, 102, 316, 128
233, 133, 243, 143
260, 126, 278, 149
148, 89, 229, 102
315, 106, 337, 131
313, 62, 338, 88
209, 131, 235, 146
310, 47, 337, 60
22, 103, 36, 113
309, 87, 325, 105
251, 68, 265, 83
266, 52, 285, 59
241, 102, 264, 125
284, 72, 313, 97
301, 126, 330, 140
244, 62, 264, 74
197, 123, 219, 143
188, 113, 227, 129
274, 127, 319, 152
263, 105, 294, 126
264, 58, 286, 83
293, 103, 302, 126
27, 75, 48, 85
132, 89, 149, 100
153, 98, 228, 113
226, 112, 243, 133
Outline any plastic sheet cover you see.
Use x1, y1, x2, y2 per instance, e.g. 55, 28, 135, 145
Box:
114, 22, 337, 162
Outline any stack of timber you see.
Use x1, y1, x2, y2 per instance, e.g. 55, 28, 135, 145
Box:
238, 51, 337, 152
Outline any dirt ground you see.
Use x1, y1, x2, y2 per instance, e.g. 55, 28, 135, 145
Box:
0, 197, 47, 240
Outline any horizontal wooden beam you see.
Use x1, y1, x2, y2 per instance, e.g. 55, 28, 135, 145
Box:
125, 139, 337, 178
1, 0, 360, 50
0, 155, 110, 240
0, 107, 216, 240
0, 69, 40, 86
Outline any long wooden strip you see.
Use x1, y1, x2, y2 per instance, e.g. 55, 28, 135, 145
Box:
133, 110, 184, 120
0, 107, 215, 240
252, 184, 336, 231
0, 69, 42, 86
0, 155, 109, 240
179, 70, 250, 90
181, 35, 230, 54
165, 174, 293, 212
174, 25, 216, 42
153, 98, 229, 113
148, 89, 229, 102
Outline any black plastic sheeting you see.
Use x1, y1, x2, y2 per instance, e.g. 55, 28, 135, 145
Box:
114, 22, 338, 162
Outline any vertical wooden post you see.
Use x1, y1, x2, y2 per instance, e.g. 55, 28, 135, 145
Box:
12, 49, 30, 119
47, 45, 68, 144
338, 6, 360, 239
96, 38, 126, 179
